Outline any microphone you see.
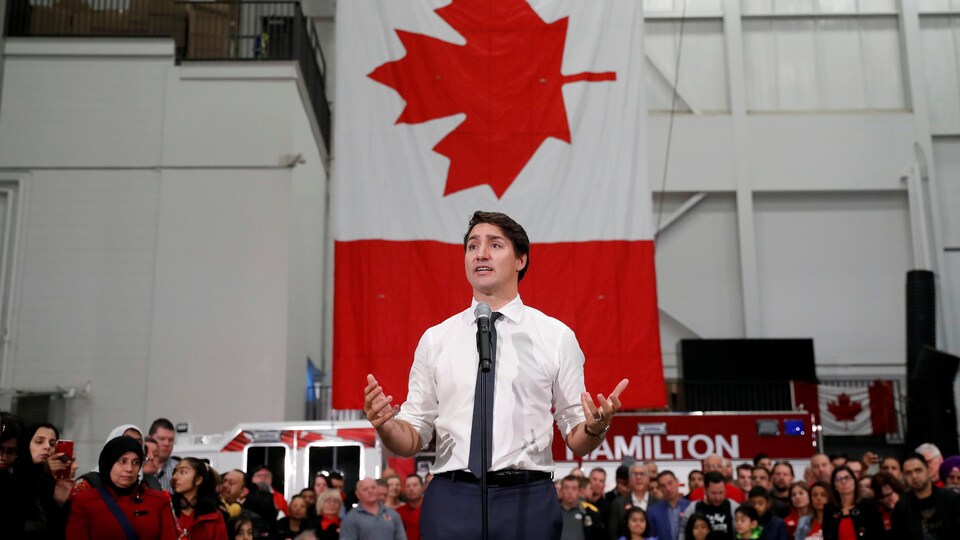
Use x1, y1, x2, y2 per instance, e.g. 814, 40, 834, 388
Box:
475, 303, 493, 372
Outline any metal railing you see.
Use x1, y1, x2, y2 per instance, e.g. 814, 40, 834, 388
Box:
4, 0, 331, 151
675, 379, 796, 412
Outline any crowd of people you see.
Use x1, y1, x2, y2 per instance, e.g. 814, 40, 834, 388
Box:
554, 447, 960, 539
0, 412, 427, 540
3, 410, 960, 539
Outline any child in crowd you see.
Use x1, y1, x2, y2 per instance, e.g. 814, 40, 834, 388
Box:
735, 505, 763, 539
684, 513, 712, 540
618, 507, 656, 540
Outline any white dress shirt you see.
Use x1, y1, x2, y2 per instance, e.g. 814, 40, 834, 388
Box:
631, 491, 650, 511
395, 295, 587, 473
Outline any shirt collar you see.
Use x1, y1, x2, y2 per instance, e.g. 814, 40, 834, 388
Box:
465, 295, 524, 325
359, 501, 385, 516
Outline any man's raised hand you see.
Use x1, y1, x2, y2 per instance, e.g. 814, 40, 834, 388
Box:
364, 374, 400, 429
580, 378, 629, 432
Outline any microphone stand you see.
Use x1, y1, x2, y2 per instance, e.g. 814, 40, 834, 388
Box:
480, 353, 490, 540
474, 305, 493, 540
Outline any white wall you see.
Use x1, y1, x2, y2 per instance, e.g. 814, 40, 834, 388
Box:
10, 170, 160, 450
640, 0, 956, 387
146, 170, 292, 426
655, 193, 744, 377
753, 192, 912, 377
0, 38, 328, 469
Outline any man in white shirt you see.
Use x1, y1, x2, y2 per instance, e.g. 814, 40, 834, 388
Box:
363, 211, 628, 540
608, 463, 661, 539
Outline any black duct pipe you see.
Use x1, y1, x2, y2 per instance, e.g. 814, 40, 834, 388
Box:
907, 346, 960, 456
906, 270, 936, 377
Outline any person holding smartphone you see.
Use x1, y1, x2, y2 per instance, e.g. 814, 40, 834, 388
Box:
10, 423, 77, 539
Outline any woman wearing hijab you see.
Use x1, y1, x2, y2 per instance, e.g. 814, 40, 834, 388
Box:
66, 435, 177, 540
74, 424, 147, 494
11, 422, 74, 539
171, 457, 228, 540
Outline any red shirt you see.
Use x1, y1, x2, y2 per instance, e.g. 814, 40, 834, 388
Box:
784, 508, 800, 537
395, 503, 422, 540
687, 483, 745, 503
879, 505, 893, 531
803, 520, 823, 539
837, 515, 856, 540
179, 512, 195, 532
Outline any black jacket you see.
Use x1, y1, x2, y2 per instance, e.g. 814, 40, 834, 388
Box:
821, 500, 883, 540
891, 486, 960, 540
10, 466, 67, 540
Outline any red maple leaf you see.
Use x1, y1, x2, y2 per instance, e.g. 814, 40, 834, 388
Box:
368, 0, 616, 198
827, 393, 863, 422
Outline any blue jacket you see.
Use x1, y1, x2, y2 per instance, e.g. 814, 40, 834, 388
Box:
647, 498, 691, 540
758, 513, 789, 540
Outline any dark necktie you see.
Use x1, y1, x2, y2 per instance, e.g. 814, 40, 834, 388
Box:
468, 311, 502, 477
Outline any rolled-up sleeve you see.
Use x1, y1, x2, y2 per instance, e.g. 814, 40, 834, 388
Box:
395, 333, 439, 449
552, 328, 587, 438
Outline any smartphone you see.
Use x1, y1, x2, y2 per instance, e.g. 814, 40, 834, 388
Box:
54, 440, 73, 479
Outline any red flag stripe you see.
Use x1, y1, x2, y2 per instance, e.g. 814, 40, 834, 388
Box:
333, 239, 663, 410
868, 380, 897, 434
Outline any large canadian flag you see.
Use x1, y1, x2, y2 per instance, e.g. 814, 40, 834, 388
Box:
332, 0, 664, 410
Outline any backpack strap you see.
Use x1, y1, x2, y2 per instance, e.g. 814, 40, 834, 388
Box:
96, 486, 140, 540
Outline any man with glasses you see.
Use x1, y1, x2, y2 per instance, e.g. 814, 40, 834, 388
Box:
608, 463, 660, 539
892, 453, 960, 539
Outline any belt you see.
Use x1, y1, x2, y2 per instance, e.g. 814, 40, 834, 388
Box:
436, 469, 553, 487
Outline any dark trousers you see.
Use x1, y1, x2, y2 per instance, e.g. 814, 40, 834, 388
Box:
420, 475, 562, 540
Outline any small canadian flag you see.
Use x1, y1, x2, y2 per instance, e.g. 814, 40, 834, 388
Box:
817, 382, 898, 436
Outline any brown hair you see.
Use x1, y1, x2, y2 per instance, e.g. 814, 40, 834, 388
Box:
870, 472, 904, 497
463, 211, 530, 281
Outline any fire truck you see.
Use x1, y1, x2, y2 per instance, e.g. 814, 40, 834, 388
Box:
175, 411, 819, 501
174, 420, 381, 502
